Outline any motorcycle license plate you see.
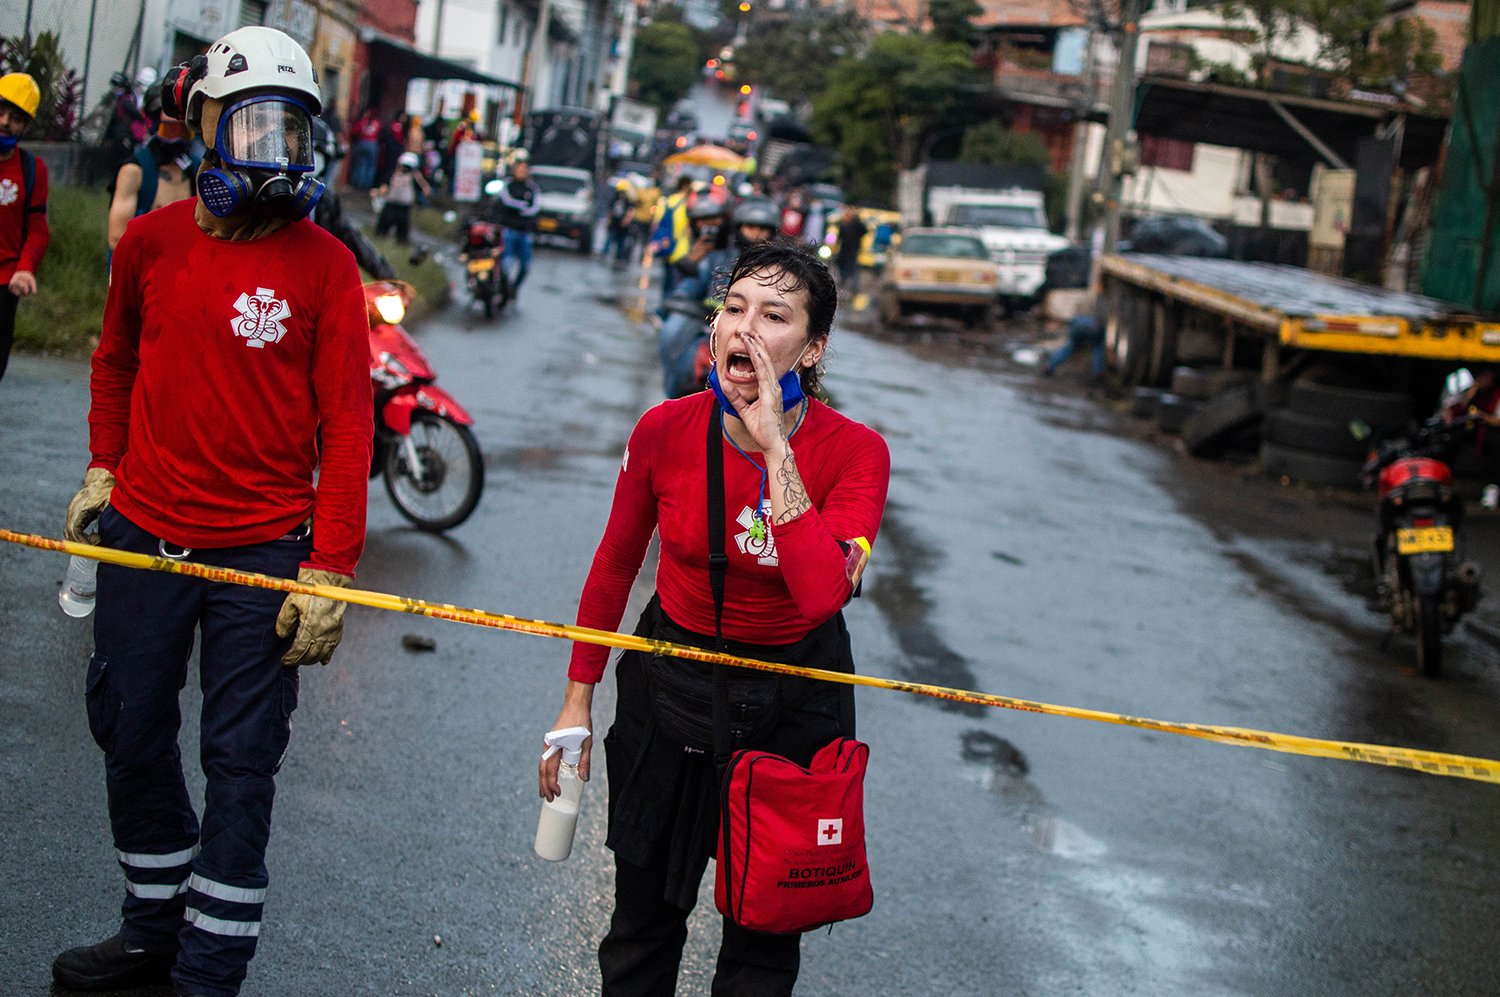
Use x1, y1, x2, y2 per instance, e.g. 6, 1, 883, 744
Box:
467, 258, 495, 273
1396, 526, 1454, 554
537, 217, 558, 232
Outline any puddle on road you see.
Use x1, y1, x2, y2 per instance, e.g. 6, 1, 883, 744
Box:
867, 516, 984, 716
960, 728, 1110, 860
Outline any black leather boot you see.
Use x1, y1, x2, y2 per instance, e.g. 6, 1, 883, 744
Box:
52, 932, 175, 991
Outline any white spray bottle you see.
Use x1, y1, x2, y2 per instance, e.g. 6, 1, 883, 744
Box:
534, 726, 591, 862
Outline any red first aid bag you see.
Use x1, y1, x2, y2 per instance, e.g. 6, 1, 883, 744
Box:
715, 737, 873, 934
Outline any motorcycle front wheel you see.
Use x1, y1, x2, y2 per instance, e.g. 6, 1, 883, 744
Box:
1415, 592, 1443, 678
382, 412, 485, 532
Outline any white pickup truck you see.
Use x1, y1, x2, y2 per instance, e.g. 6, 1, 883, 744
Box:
930, 186, 1069, 311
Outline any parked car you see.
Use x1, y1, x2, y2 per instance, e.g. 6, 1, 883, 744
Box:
1120, 214, 1229, 257
530, 164, 595, 253
875, 228, 999, 330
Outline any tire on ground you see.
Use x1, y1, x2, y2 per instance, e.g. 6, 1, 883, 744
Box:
1262, 408, 1370, 456
1157, 393, 1200, 435
1286, 380, 1412, 429
1131, 386, 1164, 419
1260, 441, 1365, 488
1183, 383, 1264, 457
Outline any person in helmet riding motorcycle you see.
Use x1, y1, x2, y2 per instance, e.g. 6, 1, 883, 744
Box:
658, 195, 778, 397
53, 27, 374, 997
0, 72, 47, 385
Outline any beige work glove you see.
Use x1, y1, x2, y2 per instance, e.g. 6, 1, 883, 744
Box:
64, 468, 116, 544
275, 568, 351, 667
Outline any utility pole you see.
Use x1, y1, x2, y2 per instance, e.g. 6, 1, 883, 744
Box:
1097, 0, 1144, 253
517, 0, 553, 125
1064, 2, 1099, 242
609, 0, 637, 97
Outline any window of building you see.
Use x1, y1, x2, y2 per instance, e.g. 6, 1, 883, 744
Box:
239, 0, 268, 27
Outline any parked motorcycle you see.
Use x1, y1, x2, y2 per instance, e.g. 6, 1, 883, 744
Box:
367, 281, 485, 531
460, 220, 509, 319
1362, 414, 1485, 676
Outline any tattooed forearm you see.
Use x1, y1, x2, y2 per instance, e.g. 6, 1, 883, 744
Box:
774, 452, 812, 523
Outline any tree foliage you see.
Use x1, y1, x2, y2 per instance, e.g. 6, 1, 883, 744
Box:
734, 9, 868, 111
1217, 0, 1312, 82
0, 32, 82, 141
928, 0, 983, 45
811, 32, 979, 205
631, 19, 706, 112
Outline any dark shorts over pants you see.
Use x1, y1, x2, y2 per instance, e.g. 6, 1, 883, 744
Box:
598, 599, 856, 997
89, 506, 310, 997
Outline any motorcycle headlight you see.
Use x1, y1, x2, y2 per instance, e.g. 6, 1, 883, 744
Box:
375, 294, 406, 325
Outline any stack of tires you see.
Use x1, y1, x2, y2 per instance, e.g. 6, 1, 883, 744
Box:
1153, 366, 1260, 447
1260, 381, 1412, 487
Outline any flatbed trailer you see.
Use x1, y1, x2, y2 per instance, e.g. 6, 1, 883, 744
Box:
1099, 254, 1500, 388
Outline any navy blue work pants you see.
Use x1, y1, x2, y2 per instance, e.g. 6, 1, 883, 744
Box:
88, 506, 310, 997
505, 228, 534, 291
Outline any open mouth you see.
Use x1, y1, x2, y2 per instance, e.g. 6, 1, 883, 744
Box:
727, 352, 754, 377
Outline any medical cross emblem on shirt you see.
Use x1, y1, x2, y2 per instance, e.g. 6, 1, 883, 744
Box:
231, 287, 292, 349
818, 818, 843, 846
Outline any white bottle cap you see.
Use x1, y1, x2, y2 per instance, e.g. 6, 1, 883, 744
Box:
541, 726, 591, 765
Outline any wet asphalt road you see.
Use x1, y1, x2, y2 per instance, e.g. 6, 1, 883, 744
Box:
4, 245, 1500, 997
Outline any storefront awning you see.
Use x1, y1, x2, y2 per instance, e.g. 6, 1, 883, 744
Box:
359, 30, 522, 90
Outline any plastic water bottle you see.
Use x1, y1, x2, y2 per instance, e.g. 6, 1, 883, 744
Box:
534, 726, 591, 862
58, 555, 98, 618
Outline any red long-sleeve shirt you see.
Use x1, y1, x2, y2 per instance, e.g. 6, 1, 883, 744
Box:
89, 199, 374, 576
569, 392, 890, 683
0, 148, 49, 282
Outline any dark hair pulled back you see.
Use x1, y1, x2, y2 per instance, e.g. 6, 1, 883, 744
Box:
723, 236, 838, 396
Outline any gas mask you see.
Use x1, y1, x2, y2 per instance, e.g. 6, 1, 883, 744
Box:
198, 95, 324, 219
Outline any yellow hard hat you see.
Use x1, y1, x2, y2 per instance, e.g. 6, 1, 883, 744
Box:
0, 73, 40, 119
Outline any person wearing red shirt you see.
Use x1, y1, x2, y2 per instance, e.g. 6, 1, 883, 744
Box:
540, 238, 890, 995
53, 28, 372, 997
0, 71, 48, 383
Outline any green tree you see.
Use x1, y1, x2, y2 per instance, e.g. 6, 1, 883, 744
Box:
630, 19, 706, 112
957, 121, 1066, 229
734, 9, 868, 111
928, 0, 983, 45
957, 121, 1051, 169
811, 32, 979, 205
0, 32, 82, 140
1218, 0, 1311, 83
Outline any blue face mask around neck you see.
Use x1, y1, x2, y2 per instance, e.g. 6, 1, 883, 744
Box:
0, 134, 17, 154
708, 364, 805, 419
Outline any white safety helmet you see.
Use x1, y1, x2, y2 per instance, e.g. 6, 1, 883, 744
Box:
184, 26, 321, 127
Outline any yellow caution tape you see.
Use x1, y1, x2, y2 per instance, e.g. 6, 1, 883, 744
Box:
8, 528, 1500, 786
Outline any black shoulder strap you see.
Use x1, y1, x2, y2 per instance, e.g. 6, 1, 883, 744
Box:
707, 401, 732, 763
132, 145, 158, 217
19, 148, 34, 246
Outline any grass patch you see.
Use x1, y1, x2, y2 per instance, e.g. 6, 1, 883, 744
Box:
13, 186, 452, 359
16, 186, 110, 356
367, 232, 452, 324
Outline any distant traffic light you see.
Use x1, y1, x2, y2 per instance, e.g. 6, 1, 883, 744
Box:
738, 2, 751, 11
739, 84, 752, 95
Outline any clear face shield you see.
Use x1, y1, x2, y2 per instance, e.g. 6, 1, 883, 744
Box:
198, 94, 325, 219
215, 96, 316, 172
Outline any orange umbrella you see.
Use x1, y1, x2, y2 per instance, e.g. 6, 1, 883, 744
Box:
662, 143, 749, 171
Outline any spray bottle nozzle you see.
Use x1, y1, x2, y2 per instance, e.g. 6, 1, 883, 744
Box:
542, 726, 592, 765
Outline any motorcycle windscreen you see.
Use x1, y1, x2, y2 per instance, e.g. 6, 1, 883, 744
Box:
218, 97, 315, 172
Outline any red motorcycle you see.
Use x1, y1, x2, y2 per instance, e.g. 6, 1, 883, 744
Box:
459, 220, 509, 319
1363, 414, 1484, 676
367, 281, 485, 531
